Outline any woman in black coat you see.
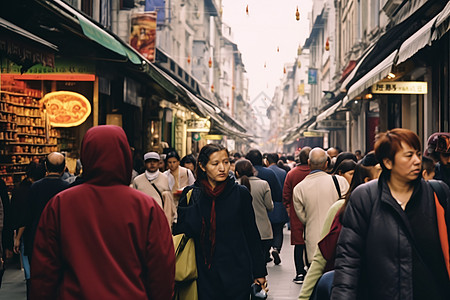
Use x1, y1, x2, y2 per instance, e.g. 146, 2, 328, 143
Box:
332, 128, 450, 300
174, 144, 267, 300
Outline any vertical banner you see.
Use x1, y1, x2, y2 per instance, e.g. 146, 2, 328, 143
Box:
129, 12, 157, 62
145, 0, 166, 25
308, 68, 318, 85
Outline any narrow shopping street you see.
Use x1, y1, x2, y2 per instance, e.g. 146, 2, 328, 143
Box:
0, 227, 303, 300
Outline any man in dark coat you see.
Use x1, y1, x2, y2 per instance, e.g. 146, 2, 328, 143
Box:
426, 132, 450, 188
30, 126, 175, 300
246, 149, 286, 265
283, 147, 311, 283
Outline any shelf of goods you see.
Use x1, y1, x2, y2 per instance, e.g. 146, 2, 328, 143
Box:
0, 90, 58, 189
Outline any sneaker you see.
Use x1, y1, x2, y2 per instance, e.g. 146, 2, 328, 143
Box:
293, 274, 304, 284
271, 249, 281, 265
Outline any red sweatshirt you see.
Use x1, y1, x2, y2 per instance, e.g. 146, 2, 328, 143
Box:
31, 125, 175, 300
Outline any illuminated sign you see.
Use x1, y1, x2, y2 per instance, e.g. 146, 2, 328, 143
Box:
42, 91, 91, 127
186, 118, 210, 132
372, 81, 427, 94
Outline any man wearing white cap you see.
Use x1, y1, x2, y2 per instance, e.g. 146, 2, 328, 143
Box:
132, 152, 176, 226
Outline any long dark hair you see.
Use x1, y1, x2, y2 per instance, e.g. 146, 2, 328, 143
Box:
196, 144, 229, 180
235, 159, 254, 192
339, 162, 374, 221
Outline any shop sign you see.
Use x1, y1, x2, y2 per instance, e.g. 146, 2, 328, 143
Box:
129, 12, 156, 62
1, 58, 95, 75
303, 131, 323, 137
204, 134, 223, 140
372, 81, 427, 94
186, 118, 210, 132
41, 91, 91, 127
308, 68, 318, 85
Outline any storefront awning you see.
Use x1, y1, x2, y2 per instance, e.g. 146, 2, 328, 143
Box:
396, 15, 437, 65
281, 116, 316, 143
432, 1, 450, 41
344, 50, 398, 105
52, 0, 143, 65
316, 100, 343, 123
391, 0, 429, 26
340, 44, 375, 93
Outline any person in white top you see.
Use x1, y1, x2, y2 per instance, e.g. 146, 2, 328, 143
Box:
163, 151, 195, 205
293, 148, 349, 265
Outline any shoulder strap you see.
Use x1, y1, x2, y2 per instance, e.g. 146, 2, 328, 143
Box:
429, 180, 447, 210
150, 182, 164, 207
332, 175, 342, 199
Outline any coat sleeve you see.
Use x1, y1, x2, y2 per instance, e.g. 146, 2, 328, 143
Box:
145, 203, 176, 300
239, 186, 268, 278
293, 185, 306, 224
282, 174, 292, 211
30, 196, 62, 299
331, 185, 374, 300
172, 188, 202, 239
264, 182, 274, 212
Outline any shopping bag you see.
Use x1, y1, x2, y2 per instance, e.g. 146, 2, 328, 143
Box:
173, 189, 197, 282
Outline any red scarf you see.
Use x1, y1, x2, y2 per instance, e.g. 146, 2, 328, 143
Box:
200, 179, 227, 268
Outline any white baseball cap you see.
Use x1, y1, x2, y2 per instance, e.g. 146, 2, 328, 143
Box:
144, 152, 160, 161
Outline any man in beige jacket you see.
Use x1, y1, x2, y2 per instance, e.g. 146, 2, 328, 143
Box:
131, 152, 176, 226
292, 148, 349, 265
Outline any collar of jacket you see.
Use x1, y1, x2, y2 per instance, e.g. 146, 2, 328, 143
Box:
378, 173, 423, 242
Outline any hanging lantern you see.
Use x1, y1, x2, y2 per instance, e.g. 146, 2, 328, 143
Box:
208, 57, 212, 68
220, 6, 223, 17
187, 55, 191, 64
264, 62, 266, 68
283, 66, 286, 74
297, 45, 302, 56
297, 60, 301, 68
296, 6, 300, 21
277, 46, 280, 52
211, 84, 214, 93
232, 85, 236, 91
246, 5, 249, 15
325, 37, 330, 51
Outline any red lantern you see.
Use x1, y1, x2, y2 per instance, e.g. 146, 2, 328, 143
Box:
296, 6, 300, 21
211, 84, 214, 93
208, 57, 212, 68
264, 62, 266, 68
283, 66, 286, 74
325, 38, 330, 51
277, 46, 279, 52
187, 55, 191, 64
246, 5, 249, 15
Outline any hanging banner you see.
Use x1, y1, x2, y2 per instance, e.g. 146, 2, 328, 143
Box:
308, 68, 318, 85
145, 0, 166, 25
371, 81, 427, 94
129, 12, 157, 62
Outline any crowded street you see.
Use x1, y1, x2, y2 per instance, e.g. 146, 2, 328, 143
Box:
1, 0, 450, 299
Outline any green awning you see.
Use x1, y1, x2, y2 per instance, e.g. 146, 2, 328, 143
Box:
77, 14, 142, 65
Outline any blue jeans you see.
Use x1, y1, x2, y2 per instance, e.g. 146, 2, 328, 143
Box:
311, 270, 334, 300
20, 240, 30, 280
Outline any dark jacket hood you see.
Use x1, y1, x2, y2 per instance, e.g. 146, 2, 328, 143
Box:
80, 125, 132, 186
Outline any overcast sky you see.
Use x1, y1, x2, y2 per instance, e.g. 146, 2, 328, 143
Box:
222, 0, 313, 101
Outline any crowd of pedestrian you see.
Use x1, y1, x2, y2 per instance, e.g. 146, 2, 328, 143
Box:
0, 126, 448, 300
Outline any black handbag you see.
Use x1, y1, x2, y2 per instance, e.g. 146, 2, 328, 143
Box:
250, 283, 267, 300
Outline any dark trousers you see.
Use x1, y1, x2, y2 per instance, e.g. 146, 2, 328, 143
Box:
271, 223, 284, 251
311, 270, 334, 300
261, 239, 273, 263
294, 244, 307, 275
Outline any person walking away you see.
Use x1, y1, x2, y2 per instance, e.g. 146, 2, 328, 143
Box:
30, 125, 175, 300
246, 149, 285, 265
293, 148, 349, 266
235, 159, 274, 264
266, 153, 289, 265
422, 156, 436, 181
426, 132, 450, 188
332, 128, 450, 300
299, 162, 380, 300
283, 147, 311, 283
174, 144, 267, 300
164, 151, 195, 205
132, 152, 176, 226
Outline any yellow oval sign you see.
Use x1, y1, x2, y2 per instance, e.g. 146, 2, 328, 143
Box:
41, 91, 91, 127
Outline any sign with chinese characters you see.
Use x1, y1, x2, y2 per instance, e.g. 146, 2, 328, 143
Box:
186, 118, 210, 132
308, 68, 318, 85
371, 82, 427, 94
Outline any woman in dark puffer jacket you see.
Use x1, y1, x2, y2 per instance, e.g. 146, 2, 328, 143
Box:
331, 128, 450, 300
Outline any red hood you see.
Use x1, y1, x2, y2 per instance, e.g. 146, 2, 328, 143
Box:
80, 125, 132, 185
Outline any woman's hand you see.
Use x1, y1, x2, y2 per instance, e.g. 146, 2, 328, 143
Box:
254, 277, 268, 291
13, 236, 21, 254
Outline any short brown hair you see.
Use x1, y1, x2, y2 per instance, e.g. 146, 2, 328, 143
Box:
374, 128, 421, 172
